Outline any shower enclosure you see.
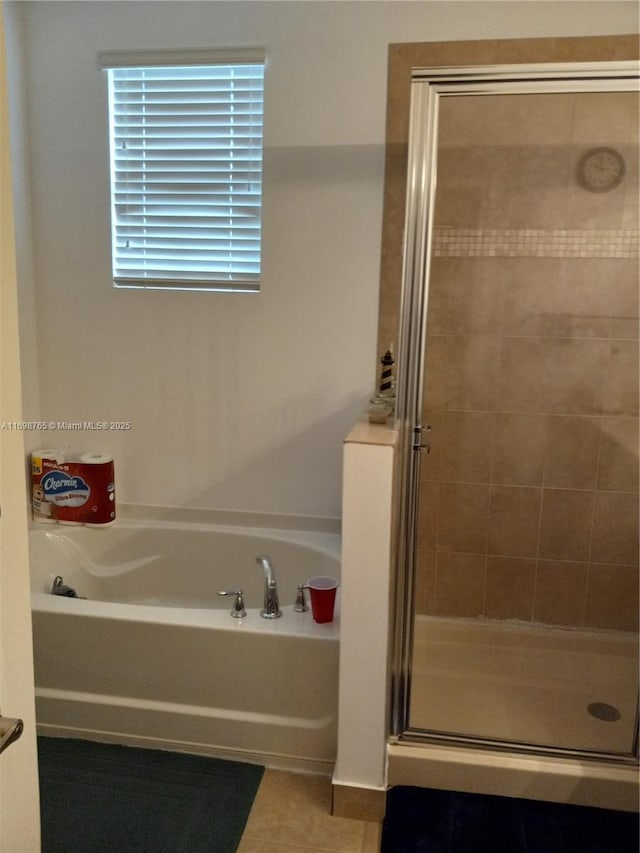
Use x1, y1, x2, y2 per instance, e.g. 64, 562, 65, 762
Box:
393, 62, 639, 764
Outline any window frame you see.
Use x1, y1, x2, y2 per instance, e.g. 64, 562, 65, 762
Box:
99, 48, 266, 293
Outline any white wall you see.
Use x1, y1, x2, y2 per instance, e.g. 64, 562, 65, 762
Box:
1, 6, 41, 847
15, 0, 638, 518
4, 1, 39, 452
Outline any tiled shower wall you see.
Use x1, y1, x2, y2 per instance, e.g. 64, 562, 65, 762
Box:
416, 92, 639, 632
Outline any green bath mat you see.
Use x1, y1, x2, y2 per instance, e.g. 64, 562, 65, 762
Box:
38, 736, 264, 853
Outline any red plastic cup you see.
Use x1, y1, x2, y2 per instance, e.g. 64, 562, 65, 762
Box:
307, 576, 339, 623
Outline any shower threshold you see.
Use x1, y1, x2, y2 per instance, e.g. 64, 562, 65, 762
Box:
409, 616, 638, 756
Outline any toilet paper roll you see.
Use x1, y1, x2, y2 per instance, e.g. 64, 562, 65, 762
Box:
79, 453, 114, 464
32, 451, 64, 524
33, 507, 57, 524
33, 448, 65, 463
81, 453, 116, 527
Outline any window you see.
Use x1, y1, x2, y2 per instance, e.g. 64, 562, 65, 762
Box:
101, 49, 265, 291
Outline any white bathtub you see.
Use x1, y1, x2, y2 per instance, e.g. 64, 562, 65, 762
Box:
29, 509, 341, 773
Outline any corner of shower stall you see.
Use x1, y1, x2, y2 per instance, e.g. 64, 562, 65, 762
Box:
384, 42, 639, 814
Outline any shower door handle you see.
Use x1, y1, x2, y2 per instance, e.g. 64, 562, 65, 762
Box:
0, 716, 24, 755
413, 424, 431, 452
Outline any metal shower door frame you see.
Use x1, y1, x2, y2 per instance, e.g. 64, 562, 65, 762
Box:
390, 60, 640, 760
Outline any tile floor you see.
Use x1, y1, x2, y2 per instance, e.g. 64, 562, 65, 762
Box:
238, 769, 382, 852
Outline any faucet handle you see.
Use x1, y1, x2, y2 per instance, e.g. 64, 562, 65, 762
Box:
218, 589, 246, 618
293, 583, 309, 612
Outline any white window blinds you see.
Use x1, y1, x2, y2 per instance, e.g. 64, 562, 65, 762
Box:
103, 51, 265, 291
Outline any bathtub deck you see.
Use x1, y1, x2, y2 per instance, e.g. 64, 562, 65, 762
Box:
409, 616, 638, 756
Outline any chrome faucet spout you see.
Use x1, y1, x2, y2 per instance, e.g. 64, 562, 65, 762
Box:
256, 554, 281, 619
256, 554, 274, 584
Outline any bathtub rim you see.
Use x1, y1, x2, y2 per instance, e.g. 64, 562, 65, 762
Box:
107, 501, 341, 534
30, 509, 342, 560
29, 509, 342, 640
31, 591, 340, 639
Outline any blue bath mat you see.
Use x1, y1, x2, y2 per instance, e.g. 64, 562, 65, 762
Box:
381, 785, 639, 853
38, 736, 264, 853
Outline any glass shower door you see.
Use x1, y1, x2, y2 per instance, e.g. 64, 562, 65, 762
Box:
406, 86, 639, 757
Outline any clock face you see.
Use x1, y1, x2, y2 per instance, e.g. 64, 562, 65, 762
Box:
577, 146, 625, 193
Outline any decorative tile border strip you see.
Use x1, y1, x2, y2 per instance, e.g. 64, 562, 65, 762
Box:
433, 228, 639, 259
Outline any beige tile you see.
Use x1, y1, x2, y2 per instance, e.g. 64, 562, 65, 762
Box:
238, 841, 378, 853
434, 551, 486, 618
443, 258, 503, 335
596, 418, 640, 492
484, 556, 536, 620
241, 770, 367, 852
239, 842, 325, 852
566, 173, 625, 230
419, 410, 441, 482
570, 92, 638, 145
621, 162, 639, 231
606, 259, 639, 339
425, 259, 451, 336
539, 489, 594, 562
377, 282, 401, 364
444, 335, 500, 412
512, 34, 639, 64
422, 335, 448, 410
544, 415, 600, 489
600, 340, 639, 417
499, 259, 566, 338
500, 258, 633, 341
414, 549, 436, 615
331, 784, 385, 822
488, 485, 542, 558
533, 560, 588, 627
439, 411, 494, 484
564, 258, 639, 341
437, 94, 485, 146
584, 563, 640, 631
546, 339, 608, 416
438, 92, 574, 147
416, 481, 439, 552
496, 338, 551, 413
438, 482, 490, 554
590, 491, 639, 567
362, 822, 381, 853
492, 413, 547, 486
498, 145, 571, 230
433, 150, 487, 228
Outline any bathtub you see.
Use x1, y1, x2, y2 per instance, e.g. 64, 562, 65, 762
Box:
29, 508, 341, 774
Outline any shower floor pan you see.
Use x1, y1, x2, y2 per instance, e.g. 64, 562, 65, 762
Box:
409, 616, 638, 756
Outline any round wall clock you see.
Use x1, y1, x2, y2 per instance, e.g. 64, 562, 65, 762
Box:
576, 146, 626, 193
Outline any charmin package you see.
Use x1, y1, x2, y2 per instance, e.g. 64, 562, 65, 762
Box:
31, 449, 116, 526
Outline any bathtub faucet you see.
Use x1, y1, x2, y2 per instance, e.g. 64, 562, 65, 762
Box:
256, 555, 282, 619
